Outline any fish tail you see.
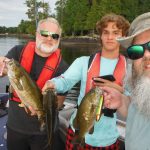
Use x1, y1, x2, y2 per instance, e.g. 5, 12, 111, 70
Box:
38, 112, 46, 132
40, 119, 46, 132
71, 136, 85, 147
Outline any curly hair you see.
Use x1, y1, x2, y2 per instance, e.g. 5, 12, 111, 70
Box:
96, 13, 130, 37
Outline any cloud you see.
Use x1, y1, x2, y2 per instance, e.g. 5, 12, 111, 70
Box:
0, 0, 56, 27
0, 0, 28, 27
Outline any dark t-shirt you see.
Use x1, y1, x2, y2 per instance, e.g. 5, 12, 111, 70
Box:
6, 44, 68, 134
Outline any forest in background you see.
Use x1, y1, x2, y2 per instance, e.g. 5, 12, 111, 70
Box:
0, 0, 150, 37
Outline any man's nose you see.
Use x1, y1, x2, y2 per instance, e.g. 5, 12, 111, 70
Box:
47, 35, 53, 40
144, 49, 150, 58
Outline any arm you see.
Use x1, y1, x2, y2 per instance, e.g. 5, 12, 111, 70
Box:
42, 57, 86, 93
102, 86, 131, 119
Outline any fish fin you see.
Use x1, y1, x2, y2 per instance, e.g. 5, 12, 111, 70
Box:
18, 103, 24, 107
12, 78, 24, 91
16, 83, 23, 90
89, 126, 94, 134
73, 116, 79, 129
90, 104, 97, 113
80, 138, 85, 147
17, 79, 24, 90
92, 104, 97, 109
39, 118, 46, 132
18, 103, 31, 114
74, 129, 80, 136
9, 85, 14, 93
72, 136, 85, 147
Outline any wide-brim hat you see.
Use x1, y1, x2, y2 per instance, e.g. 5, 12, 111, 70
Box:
117, 12, 150, 48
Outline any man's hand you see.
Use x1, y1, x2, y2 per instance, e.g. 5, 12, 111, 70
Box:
0, 56, 10, 76
19, 103, 37, 116
101, 86, 123, 109
93, 77, 123, 93
42, 80, 55, 94
101, 86, 130, 119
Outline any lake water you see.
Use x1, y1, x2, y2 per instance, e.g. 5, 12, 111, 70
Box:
0, 36, 100, 93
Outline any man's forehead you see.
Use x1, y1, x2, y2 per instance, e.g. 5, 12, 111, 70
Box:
133, 29, 150, 44
40, 21, 59, 33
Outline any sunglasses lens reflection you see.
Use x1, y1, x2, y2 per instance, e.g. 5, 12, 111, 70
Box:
127, 46, 144, 60
41, 33, 48, 37
40, 30, 59, 40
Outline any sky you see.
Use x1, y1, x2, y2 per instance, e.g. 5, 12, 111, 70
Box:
0, 0, 56, 27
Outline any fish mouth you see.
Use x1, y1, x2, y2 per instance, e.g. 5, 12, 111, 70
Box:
3, 58, 12, 63
4, 59, 14, 68
0, 58, 11, 75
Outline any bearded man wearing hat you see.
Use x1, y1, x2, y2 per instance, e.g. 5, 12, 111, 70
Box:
102, 12, 150, 150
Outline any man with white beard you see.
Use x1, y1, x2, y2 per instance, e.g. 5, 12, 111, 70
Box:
0, 18, 68, 150
102, 12, 150, 150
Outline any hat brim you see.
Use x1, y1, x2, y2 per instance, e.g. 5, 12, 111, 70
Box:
117, 27, 150, 48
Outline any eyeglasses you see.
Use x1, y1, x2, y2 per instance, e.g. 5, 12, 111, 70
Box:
39, 30, 60, 40
127, 41, 150, 60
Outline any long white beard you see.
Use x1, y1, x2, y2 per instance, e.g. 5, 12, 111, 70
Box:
124, 60, 150, 117
36, 40, 59, 54
131, 75, 150, 117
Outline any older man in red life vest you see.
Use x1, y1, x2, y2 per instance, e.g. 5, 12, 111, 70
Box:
42, 13, 130, 150
0, 18, 68, 150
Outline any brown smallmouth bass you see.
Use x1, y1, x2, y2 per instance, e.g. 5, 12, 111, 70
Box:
5, 58, 46, 131
5, 58, 59, 149
72, 87, 103, 146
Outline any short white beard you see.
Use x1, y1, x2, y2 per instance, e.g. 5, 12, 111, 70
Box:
36, 39, 59, 54
124, 60, 150, 117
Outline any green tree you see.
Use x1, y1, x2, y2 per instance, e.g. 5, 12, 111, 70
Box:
121, 0, 138, 22
73, 0, 90, 35
86, 0, 101, 32
61, 0, 77, 35
25, 0, 50, 34
86, 0, 121, 34
55, 0, 67, 27
18, 20, 35, 35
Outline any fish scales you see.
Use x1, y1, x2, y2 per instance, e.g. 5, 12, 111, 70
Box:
72, 87, 103, 146
6, 59, 45, 130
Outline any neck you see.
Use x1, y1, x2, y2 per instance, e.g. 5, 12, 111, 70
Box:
101, 48, 119, 59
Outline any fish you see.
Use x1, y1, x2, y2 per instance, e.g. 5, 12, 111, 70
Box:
43, 89, 58, 149
5, 58, 45, 131
72, 87, 103, 146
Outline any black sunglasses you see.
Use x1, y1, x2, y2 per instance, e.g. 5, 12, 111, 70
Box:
127, 41, 150, 60
40, 30, 59, 40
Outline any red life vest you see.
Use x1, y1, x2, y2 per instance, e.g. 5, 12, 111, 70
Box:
10, 41, 61, 102
85, 53, 126, 93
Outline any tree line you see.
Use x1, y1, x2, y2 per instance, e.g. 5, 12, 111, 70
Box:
0, 0, 150, 36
